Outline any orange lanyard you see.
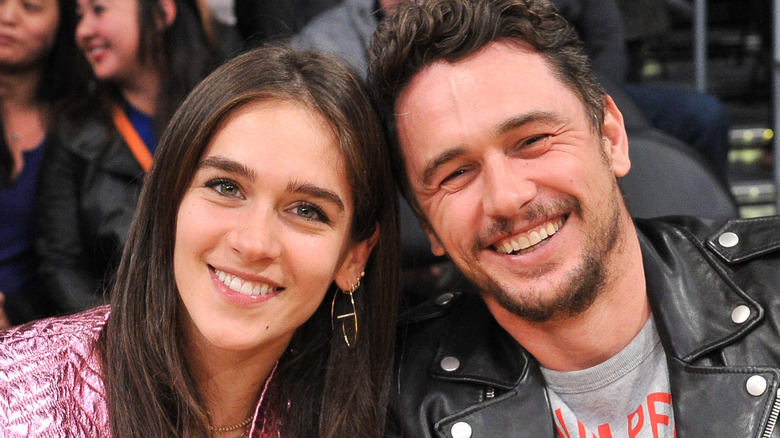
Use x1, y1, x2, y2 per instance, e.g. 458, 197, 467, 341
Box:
111, 104, 153, 173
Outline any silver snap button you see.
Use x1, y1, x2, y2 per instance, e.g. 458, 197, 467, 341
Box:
440, 356, 460, 372
435, 292, 455, 307
718, 232, 739, 248
731, 305, 751, 324
746, 375, 767, 396
451, 422, 472, 438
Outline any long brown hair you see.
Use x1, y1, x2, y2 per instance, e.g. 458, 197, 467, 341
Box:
100, 45, 400, 437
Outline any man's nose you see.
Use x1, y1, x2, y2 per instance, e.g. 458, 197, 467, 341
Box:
481, 155, 536, 219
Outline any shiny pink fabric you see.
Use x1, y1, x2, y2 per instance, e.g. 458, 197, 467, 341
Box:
0, 306, 280, 437
0, 306, 111, 437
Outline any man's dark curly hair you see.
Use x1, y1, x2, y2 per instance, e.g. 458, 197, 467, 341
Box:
367, 0, 605, 215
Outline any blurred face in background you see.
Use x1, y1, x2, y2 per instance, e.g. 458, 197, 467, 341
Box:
0, 0, 59, 73
75, 0, 143, 85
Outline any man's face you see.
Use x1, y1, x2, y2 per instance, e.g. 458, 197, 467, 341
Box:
395, 41, 632, 322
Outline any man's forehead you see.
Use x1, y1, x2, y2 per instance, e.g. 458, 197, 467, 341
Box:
394, 40, 551, 111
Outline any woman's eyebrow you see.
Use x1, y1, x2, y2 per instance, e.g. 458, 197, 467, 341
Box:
288, 181, 345, 212
198, 156, 259, 181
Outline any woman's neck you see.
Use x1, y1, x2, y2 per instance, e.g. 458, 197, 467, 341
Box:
118, 67, 162, 116
1, 68, 48, 179
186, 336, 286, 436
0, 67, 43, 108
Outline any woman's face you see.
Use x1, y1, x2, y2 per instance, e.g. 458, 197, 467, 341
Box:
75, 0, 142, 85
174, 100, 375, 357
0, 0, 59, 72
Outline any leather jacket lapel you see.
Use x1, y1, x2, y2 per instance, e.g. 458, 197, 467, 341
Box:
668, 356, 780, 437
637, 220, 763, 362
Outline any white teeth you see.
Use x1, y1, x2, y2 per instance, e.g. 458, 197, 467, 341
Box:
213, 268, 276, 296
502, 241, 513, 254
516, 236, 530, 250
495, 218, 564, 254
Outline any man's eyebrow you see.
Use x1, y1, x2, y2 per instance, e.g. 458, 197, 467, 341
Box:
288, 181, 345, 212
198, 156, 259, 181
421, 146, 467, 188
495, 110, 564, 137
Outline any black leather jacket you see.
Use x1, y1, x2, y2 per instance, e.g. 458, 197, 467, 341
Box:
390, 216, 780, 437
36, 112, 143, 314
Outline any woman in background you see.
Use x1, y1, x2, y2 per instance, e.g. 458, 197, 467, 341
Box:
0, 0, 88, 325
36, 0, 220, 314
1, 45, 400, 437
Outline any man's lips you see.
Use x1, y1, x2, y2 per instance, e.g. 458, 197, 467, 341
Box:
492, 217, 565, 254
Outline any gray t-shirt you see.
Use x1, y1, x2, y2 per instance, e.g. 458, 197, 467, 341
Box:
541, 317, 675, 437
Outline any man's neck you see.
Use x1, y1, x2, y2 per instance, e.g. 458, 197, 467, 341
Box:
488, 219, 650, 372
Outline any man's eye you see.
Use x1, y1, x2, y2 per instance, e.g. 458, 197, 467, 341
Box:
441, 167, 469, 184
206, 178, 242, 198
522, 134, 550, 147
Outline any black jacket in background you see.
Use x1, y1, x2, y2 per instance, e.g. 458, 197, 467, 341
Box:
36, 112, 143, 314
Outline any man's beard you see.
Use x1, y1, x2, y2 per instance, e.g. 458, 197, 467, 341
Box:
467, 192, 623, 323
486, 248, 606, 322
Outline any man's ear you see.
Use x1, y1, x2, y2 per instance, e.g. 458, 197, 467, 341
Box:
418, 218, 446, 257
602, 95, 631, 178
334, 226, 380, 291
158, 0, 177, 29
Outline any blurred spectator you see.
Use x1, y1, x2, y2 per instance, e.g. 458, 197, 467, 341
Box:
0, 0, 89, 325
0, 293, 10, 330
36, 0, 220, 315
202, 0, 242, 56
611, 0, 731, 182
295, 0, 730, 183
234, 0, 340, 46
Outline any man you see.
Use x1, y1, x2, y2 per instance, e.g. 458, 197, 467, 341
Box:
367, 0, 780, 436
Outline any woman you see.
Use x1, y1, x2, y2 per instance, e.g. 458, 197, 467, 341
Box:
0, 46, 400, 437
0, 0, 89, 325
35, 0, 220, 314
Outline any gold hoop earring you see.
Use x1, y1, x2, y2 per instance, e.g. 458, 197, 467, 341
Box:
331, 272, 364, 348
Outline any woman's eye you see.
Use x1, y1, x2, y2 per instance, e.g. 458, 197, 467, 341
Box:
291, 203, 329, 223
205, 178, 242, 198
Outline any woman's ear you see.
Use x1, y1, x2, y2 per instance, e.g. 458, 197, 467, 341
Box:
158, 0, 177, 29
334, 225, 380, 291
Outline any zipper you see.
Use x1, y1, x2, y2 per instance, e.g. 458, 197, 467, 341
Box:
762, 388, 780, 438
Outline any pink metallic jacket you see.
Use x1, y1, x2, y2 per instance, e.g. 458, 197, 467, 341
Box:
0, 306, 279, 437
0, 306, 111, 437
